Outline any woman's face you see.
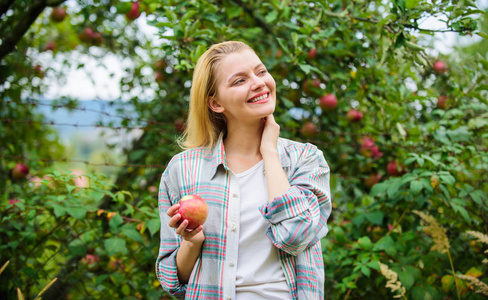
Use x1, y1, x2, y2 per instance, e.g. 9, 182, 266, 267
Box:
209, 49, 276, 125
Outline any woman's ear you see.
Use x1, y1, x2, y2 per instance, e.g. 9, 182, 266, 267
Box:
208, 96, 225, 113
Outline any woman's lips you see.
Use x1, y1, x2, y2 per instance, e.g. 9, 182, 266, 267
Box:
248, 92, 269, 103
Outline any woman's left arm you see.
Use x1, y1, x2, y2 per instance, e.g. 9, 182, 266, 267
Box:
260, 115, 332, 256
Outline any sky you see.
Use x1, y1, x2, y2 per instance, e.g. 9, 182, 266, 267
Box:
43, 1, 488, 101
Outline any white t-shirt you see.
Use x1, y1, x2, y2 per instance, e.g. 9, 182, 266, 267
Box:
235, 160, 292, 300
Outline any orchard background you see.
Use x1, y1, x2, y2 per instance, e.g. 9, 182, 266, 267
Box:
1, 0, 488, 299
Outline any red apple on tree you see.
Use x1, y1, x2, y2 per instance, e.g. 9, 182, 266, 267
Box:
386, 160, 406, 176
300, 121, 319, 138
50, 7, 66, 22
11, 163, 29, 180
311, 78, 321, 88
346, 109, 363, 122
78, 28, 103, 46
177, 195, 208, 229
319, 94, 338, 111
155, 71, 165, 82
174, 118, 186, 133
433, 60, 447, 74
155, 59, 167, 70
43, 41, 56, 52
364, 173, 381, 189
126, 2, 141, 21
275, 49, 283, 59
307, 48, 317, 60
437, 95, 449, 109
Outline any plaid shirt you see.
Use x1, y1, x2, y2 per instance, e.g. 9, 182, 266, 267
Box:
156, 135, 332, 300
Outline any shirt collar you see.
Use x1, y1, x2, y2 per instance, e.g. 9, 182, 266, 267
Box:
208, 133, 292, 179
209, 133, 227, 178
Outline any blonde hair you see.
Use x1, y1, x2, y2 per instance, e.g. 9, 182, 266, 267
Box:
178, 41, 253, 149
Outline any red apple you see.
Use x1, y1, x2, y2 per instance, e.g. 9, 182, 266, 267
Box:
78, 28, 103, 46
155, 71, 165, 82
364, 174, 381, 189
155, 59, 167, 70
433, 60, 447, 74
126, 2, 141, 21
174, 118, 186, 133
386, 161, 406, 176
275, 49, 283, 59
319, 94, 338, 111
50, 7, 66, 22
311, 78, 321, 88
177, 195, 208, 229
148, 185, 158, 194
437, 95, 448, 109
307, 48, 317, 60
11, 163, 29, 179
33, 65, 44, 78
43, 41, 56, 52
81, 254, 100, 267
300, 121, 319, 138
346, 109, 363, 122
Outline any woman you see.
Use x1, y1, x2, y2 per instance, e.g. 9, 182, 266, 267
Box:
156, 41, 332, 300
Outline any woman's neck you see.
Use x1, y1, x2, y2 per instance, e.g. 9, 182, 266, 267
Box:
223, 120, 264, 161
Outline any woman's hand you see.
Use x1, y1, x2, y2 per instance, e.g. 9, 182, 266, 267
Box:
260, 114, 280, 156
167, 203, 205, 245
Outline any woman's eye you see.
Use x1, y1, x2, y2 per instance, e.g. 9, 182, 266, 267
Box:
259, 69, 268, 75
233, 79, 245, 85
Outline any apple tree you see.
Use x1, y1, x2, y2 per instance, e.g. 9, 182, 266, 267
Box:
2, 0, 488, 299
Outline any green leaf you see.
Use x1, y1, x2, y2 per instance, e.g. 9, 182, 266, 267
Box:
122, 228, 144, 243
66, 184, 76, 193
358, 236, 372, 250
109, 213, 124, 232
410, 180, 423, 195
66, 207, 87, 220
265, 10, 279, 23
147, 218, 161, 236
104, 237, 127, 256
365, 210, 384, 225
398, 268, 416, 290
439, 173, 455, 186
451, 203, 471, 223
406, 0, 420, 9
51, 204, 66, 217
361, 266, 371, 277
298, 64, 313, 74
373, 235, 397, 256
370, 182, 389, 197
388, 178, 404, 198
68, 239, 87, 256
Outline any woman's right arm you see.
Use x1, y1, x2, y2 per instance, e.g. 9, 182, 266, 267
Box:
167, 203, 205, 283
155, 171, 205, 296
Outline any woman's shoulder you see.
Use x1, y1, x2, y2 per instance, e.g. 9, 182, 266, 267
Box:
278, 137, 319, 154
164, 146, 212, 172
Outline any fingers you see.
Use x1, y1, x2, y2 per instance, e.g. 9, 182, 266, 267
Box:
168, 212, 182, 229
166, 203, 180, 217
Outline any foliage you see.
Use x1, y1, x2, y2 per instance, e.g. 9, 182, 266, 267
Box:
1, 0, 488, 299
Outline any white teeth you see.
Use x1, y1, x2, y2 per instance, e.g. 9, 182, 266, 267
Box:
249, 94, 268, 103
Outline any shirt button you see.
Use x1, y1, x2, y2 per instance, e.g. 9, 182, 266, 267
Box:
229, 261, 235, 267
231, 225, 236, 232
232, 193, 238, 198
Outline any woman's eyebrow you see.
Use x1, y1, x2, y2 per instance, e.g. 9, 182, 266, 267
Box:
227, 63, 265, 84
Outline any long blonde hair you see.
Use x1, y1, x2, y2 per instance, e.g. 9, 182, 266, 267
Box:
178, 41, 253, 149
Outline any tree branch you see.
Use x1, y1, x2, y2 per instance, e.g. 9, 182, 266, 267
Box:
0, 0, 15, 18
0, 0, 66, 62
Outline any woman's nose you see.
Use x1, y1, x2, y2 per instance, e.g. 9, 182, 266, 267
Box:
251, 75, 265, 89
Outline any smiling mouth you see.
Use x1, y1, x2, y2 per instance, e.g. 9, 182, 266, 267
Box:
248, 93, 269, 103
